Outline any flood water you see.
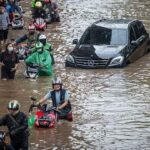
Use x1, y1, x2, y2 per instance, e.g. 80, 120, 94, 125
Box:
1, 0, 150, 149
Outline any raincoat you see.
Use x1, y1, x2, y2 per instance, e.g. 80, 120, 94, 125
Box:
31, 42, 54, 65
31, 0, 36, 8
31, 0, 43, 8
25, 50, 52, 76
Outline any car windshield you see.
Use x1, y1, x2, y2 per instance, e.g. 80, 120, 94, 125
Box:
80, 26, 128, 45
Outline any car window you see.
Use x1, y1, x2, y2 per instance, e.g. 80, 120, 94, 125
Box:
80, 26, 127, 45
111, 29, 128, 45
81, 26, 112, 45
129, 27, 136, 42
80, 28, 91, 44
137, 22, 147, 36
132, 24, 140, 39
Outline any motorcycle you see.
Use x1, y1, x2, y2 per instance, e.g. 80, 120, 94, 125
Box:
28, 97, 73, 128
11, 13, 24, 29
24, 63, 50, 79
28, 97, 58, 128
24, 64, 41, 79
44, 4, 60, 23
0, 131, 14, 150
34, 105, 58, 128
16, 44, 29, 61
0, 131, 6, 149
33, 18, 47, 31
45, 8, 52, 24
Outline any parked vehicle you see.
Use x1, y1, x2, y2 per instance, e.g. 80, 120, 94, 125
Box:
66, 19, 150, 68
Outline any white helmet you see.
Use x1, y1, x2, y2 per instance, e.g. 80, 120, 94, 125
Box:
39, 34, 47, 45
52, 77, 62, 89
8, 100, 20, 110
39, 34, 46, 40
52, 77, 62, 85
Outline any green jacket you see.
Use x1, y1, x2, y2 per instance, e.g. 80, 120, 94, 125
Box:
31, 0, 43, 8
31, 0, 36, 8
25, 50, 52, 76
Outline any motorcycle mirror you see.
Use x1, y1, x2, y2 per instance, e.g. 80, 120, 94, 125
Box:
30, 96, 37, 101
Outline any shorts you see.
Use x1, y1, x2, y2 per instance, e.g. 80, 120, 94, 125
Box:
0, 29, 8, 41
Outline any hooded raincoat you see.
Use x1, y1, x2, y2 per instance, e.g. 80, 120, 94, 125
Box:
25, 50, 52, 76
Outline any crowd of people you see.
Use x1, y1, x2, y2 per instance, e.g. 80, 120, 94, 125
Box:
0, 0, 60, 80
0, 76, 72, 150
0, 0, 72, 150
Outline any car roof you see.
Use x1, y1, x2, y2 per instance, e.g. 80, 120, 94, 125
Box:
92, 19, 137, 29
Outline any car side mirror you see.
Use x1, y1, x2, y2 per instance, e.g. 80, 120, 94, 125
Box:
73, 39, 78, 44
131, 40, 138, 46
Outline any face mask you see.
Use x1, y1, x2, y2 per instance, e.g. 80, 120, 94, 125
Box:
8, 47, 14, 52
40, 39, 46, 45
37, 49, 43, 53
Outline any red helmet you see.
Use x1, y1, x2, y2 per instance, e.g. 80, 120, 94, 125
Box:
44, 0, 50, 4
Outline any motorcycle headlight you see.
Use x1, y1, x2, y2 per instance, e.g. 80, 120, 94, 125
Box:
109, 56, 124, 67
66, 55, 75, 63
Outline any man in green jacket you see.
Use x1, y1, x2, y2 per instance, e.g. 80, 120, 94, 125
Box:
31, 34, 55, 65
25, 42, 52, 76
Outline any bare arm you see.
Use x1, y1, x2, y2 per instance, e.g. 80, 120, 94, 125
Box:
57, 100, 68, 110
37, 97, 47, 105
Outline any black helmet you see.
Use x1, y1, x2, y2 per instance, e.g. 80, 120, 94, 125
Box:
7, 100, 20, 110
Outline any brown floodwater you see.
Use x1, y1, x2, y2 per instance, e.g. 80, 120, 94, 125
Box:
1, 0, 150, 149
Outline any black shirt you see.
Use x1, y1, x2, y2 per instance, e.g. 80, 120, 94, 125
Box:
0, 51, 19, 69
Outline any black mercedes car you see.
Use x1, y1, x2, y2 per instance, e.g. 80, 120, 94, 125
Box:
65, 19, 150, 68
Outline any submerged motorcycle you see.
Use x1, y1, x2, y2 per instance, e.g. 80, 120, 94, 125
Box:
0, 131, 14, 150
28, 97, 73, 128
24, 64, 40, 79
11, 13, 24, 29
16, 44, 31, 61
33, 18, 47, 31
45, 9, 60, 24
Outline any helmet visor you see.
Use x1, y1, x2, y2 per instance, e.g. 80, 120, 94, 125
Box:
39, 39, 46, 45
8, 107, 18, 111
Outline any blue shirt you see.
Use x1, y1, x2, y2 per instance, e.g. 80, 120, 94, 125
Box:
44, 90, 69, 106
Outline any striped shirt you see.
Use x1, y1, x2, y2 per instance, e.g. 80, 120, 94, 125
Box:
0, 11, 9, 30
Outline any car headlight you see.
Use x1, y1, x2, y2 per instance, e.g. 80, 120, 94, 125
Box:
109, 56, 124, 66
66, 55, 75, 63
